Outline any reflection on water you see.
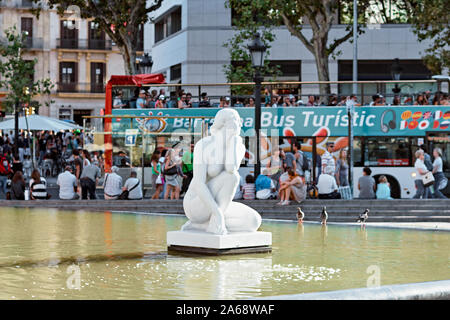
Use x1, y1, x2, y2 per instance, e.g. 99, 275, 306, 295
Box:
0, 208, 448, 299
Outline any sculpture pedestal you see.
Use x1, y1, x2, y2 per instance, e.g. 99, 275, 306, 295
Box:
167, 231, 272, 256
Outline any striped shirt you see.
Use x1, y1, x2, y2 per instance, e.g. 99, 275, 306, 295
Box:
242, 183, 256, 200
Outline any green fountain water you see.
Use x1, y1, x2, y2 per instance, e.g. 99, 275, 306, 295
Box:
0, 208, 448, 299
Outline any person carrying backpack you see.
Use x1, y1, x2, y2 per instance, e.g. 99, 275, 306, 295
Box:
293, 142, 309, 176
0, 147, 12, 198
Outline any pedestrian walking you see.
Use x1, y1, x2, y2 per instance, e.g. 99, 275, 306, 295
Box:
413, 149, 431, 199
432, 148, 448, 199
79, 156, 101, 200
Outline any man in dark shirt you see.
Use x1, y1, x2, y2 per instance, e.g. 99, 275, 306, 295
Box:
198, 92, 211, 108
281, 149, 296, 172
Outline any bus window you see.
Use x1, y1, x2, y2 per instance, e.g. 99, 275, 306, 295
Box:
364, 137, 412, 167
353, 137, 362, 167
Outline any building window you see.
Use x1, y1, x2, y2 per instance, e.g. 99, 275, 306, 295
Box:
59, 20, 78, 49
90, 62, 105, 93
59, 62, 77, 92
21, 17, 33, 47
155, 6, 182, 43
170, 63, 181, 81
89, 21, 106, 50
338, 59, 434, 104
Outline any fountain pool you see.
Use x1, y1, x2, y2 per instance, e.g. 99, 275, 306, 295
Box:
0, 208, 448, 299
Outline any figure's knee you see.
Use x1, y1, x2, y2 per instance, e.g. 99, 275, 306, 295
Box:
247, 210, 262, 231
220, 171, 240, 184
209, 171, 240, 192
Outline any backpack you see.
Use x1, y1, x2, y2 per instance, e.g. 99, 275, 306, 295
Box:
0, 155, 11, 176
297, 151, 309, 172
301, 152, 310, 172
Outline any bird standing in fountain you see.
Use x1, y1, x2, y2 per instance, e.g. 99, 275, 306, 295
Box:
320, 206, 328, 225
357, 209, 369, 229
182, 108, 261, 235
297, 207, 305, 224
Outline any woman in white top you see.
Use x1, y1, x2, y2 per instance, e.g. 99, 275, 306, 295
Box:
432, 148, 447, 198
413, 149, 431, 199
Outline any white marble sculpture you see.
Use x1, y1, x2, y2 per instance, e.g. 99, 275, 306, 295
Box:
182, 108, 262, 235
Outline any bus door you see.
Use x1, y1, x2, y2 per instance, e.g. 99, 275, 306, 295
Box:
426, 132, 450, 196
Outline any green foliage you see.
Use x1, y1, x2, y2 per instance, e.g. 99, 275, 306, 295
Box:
224, 0, 374, 96
0, 26, 54, 113
32, 0, 164, 75
224, 0, 281, 95
406, 0, 449, 74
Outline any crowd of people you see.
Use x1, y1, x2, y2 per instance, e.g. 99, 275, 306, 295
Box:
0, 129, 447, 201
112, 88, 450, 110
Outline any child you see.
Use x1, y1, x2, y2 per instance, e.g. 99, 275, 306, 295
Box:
242, 174, 256, 200
23, 155, 32, 180
376, 175, 393, 199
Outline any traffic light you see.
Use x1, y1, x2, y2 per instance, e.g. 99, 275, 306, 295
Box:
0, 110, 5, 118
26, 106, 35, 116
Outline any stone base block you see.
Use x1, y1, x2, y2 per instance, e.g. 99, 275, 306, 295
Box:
167, 231, 272, 256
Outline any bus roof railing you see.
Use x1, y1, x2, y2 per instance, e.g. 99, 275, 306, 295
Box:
82, 115, 214, 119
110, 79, 439, 87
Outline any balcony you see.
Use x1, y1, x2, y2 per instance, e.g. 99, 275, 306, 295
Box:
0, 0, 39, 8
56, 39, 112, 50
23, 37, 44, 50
57, 82, 105, 94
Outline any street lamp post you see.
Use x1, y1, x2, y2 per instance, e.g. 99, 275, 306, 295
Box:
137, 53, 153, 74
248, 33, 267, 179
391, 58, 403, 94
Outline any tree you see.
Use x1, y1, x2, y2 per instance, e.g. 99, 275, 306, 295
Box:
226, 0, 375, 98
0, 26, 53, 151
32, 0, 163, 75
405, 0, 449, 74
224, 0, 281, 96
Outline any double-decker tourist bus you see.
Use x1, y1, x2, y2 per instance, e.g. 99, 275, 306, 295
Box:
100, 77, 450, 198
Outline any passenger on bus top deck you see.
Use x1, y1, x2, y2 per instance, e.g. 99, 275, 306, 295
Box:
136, 90, 146, 109
370, 94, 383, 106
150, 89, 158, 101
282, 96, 292, 107
198, 92, 211, 108
156, 95, 166, 108
113, 91, 126, 109
219, 96, 230, 108
392, 95, 401, 106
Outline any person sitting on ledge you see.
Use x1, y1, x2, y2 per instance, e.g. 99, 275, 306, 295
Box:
57, 166, 79, 200
317, 166, 341, 199
358, 167, 376, 199
122, 171, 143, 200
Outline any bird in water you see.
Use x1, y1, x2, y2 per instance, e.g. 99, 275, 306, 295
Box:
297, 207, 305, 224
357, 209, 369, 228
320, 206, 328, 225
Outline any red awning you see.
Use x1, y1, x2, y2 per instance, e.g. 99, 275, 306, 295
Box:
104, 73, 166, 171
107, 73, 166, 86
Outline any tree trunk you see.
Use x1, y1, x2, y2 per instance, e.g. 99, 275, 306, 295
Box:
313, 48, 331, 101
118, 39, 137, 75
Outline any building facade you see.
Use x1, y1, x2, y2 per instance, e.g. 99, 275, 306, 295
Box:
146, 0, 440, 103
0, 0, 127, 126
